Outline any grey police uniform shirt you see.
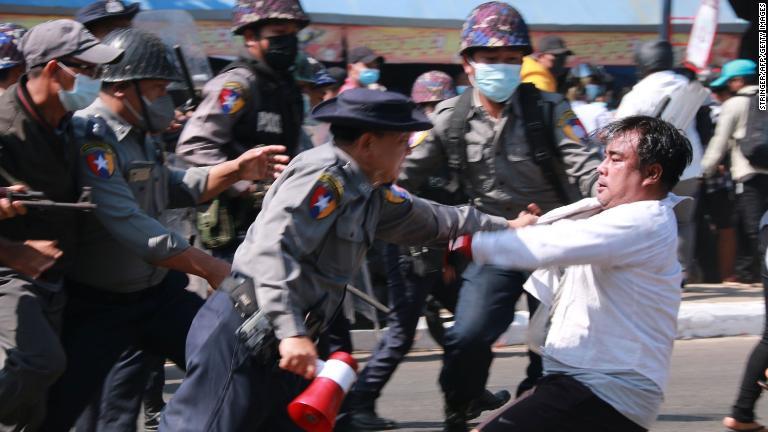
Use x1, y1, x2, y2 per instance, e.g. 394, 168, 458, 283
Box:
176, 68, 252, 167
399, 89, 601, 219
71, 99, 210, 292
231, 143, 509, 340
177, 66, 298, 194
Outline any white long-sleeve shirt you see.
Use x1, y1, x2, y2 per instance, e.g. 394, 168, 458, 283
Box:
472, 195, 684, 391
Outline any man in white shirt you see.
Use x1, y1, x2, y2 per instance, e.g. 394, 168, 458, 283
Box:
463, 115, 693, 432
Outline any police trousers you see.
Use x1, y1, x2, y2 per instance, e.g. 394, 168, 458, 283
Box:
41, 271, 202, 431
352, 244, 438, 398
0, 273, 66, 431
160, 291, 307, 432
439, 263, 542, 408
75, 348, 166, 432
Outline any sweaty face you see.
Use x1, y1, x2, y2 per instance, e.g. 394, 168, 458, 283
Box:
596, 134, 647, 209
362, 131, 411, 185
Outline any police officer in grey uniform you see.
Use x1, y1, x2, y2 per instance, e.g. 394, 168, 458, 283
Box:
161, 88, 533, 432
41, 28, 289, 431
175, 0, 308, 260
396, 3, 601, 430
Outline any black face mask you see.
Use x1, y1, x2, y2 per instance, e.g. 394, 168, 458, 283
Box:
263, 33, 298, 73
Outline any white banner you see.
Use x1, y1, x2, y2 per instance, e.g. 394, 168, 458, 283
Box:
686, 0, 719, 69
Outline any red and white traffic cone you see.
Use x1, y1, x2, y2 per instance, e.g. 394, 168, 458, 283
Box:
288, 351, 359, 432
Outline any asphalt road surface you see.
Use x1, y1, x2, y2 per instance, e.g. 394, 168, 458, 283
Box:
161, 336, 766, 431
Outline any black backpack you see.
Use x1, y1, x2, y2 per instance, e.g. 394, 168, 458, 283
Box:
736, 91, 768, 169
444, 83, 581, 205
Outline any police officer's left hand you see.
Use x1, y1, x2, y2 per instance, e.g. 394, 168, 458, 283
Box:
278, 336, 318, 380
508, 203, 541, 229
235, 145, 290, 181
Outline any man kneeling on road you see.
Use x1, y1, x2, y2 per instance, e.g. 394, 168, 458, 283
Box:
458, 116, 692, 432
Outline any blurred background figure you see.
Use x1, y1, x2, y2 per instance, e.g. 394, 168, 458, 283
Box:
522, 35, 573, 94
615, 40, 707, 285
75, 0, 139, 39
295, 53, 337, 147
566, 62, 614, 134
0, 22, 25, 94
340, 46, 386, 93
701, 59, 766, 286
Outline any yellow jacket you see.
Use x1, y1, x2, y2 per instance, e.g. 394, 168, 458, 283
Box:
521, 56, 557, 93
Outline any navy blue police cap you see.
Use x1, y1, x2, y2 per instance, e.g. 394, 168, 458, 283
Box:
312, 89, 433, 132
75, 0, 140, 26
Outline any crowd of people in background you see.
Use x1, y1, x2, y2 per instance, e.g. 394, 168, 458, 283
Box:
0, 0, 765, 431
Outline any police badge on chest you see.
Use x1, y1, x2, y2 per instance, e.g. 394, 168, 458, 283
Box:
257, 112, 282, 134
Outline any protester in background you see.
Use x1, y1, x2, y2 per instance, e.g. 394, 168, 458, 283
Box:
698, 75, 738, 283
339, 46, 386, 93
723, 208, 768, 432
615, 40, 706, 285
701, 59, 767, 286
522, 35, 572, 93
567, 63, 614, 134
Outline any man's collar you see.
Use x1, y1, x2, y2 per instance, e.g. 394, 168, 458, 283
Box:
332, 144, 375, 198
15, 74, 60, 133
82, 97, 134, 141
469, 87, 520, 120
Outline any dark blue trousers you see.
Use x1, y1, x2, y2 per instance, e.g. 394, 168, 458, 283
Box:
439, 263, 542, 408
160, 291, 306, 432
352, 245, 438, 396
75, 349, 166, 432
41, 271, 200, 431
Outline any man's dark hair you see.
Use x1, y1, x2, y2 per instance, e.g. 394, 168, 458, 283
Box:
330, 124, 365, 145
596, 115, 692, 192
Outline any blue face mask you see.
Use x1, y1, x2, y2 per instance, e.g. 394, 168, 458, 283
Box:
470, 62, 522, 103
57, 63, 102, 112
358, 68, 380, 86
456, 85, 469, 95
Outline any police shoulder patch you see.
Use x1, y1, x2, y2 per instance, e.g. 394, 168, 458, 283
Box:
308, 172, 344, 220
384, 184, 410, 205
558, 109, 588, 142
219, 81, 246, 115
80, 142, 116, 179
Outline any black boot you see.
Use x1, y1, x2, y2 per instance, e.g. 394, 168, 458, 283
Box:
465, 389, 511, 420
346, 390, 397, 431
443, 402, 469, 432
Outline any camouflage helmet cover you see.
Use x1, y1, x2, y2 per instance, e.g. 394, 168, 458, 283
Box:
411, 71, 457, 104
460, 1, 532, 55
232, 0, 310, 35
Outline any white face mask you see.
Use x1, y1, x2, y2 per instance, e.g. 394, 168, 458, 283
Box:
57, 63, 102, 112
